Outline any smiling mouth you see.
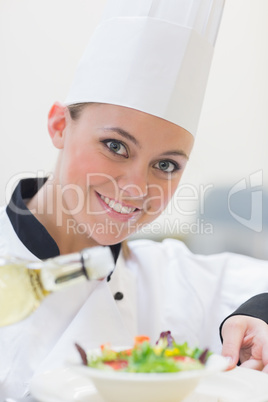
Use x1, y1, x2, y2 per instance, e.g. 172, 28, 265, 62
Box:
99, 194, 139, 215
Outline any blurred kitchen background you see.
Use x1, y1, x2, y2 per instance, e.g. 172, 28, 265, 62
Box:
1, 0, 268, 259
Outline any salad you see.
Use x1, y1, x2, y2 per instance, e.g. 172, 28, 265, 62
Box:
75, 331, 211, 373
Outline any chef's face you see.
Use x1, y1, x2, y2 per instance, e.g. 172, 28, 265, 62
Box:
49, 103, 194, 245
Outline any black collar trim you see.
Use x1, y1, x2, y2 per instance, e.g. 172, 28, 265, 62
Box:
6, 178, 121, 264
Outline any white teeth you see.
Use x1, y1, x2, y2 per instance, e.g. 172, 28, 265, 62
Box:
113, 203, 122, 213
121, 206, 129, 214
109, 200, 115, 208
100, 195, 136, 214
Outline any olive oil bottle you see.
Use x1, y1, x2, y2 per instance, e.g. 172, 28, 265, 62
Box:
0, 247, 114, 326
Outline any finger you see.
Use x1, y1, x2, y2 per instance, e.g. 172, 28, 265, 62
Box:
240, 359, 264, 371
221, 318, 245, 369
260, 342, 268, 373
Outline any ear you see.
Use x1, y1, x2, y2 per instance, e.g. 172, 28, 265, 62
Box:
47, 102, 67, 149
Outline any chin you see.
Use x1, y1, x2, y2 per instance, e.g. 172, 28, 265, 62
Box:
89, 228, 134, 246
94, 234, 128, 246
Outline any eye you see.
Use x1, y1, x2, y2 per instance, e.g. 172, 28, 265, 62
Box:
103, 140, 128, 157
154, 160, 179, 173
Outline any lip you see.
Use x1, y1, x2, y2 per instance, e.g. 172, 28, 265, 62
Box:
96, 192, 142, 222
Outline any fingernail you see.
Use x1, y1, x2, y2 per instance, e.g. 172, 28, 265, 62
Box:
223, 356, 233, 368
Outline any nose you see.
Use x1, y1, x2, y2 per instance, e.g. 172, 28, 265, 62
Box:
117, 166, 148, 199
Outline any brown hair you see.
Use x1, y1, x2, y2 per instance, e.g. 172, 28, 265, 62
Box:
67, 103, 91, 120
67, 103, 131, 260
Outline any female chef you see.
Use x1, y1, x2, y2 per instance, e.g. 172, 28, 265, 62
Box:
0, 0, 268, 398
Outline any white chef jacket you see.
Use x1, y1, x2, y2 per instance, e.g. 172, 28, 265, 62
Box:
1, 179, 268, 399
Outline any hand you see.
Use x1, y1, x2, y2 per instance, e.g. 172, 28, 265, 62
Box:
221, 315, 268, 373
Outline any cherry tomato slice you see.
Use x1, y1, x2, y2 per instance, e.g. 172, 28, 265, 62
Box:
134, 335, 150, 345
104, 359, 128, 370
173, 356, 196, 363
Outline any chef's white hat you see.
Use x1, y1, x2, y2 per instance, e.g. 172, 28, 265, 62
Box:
65, 0, 225, 137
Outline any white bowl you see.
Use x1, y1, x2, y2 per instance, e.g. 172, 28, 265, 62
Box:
73, 351, 229, 402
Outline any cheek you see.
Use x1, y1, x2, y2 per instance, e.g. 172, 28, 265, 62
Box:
144, 180, 179, 216
61, 147, 116, 187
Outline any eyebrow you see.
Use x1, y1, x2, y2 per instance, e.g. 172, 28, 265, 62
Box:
102, 127, 140, 148
101, 127, 189, 159
161, 150, 189, 160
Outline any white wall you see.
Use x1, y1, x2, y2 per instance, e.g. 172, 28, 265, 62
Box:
186, 0, 268, 188
175, 0, 268, 258
1, 0, 268, 255
0, 0, 107, 203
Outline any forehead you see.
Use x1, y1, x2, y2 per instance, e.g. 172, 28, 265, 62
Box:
75, 103, 194, 149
